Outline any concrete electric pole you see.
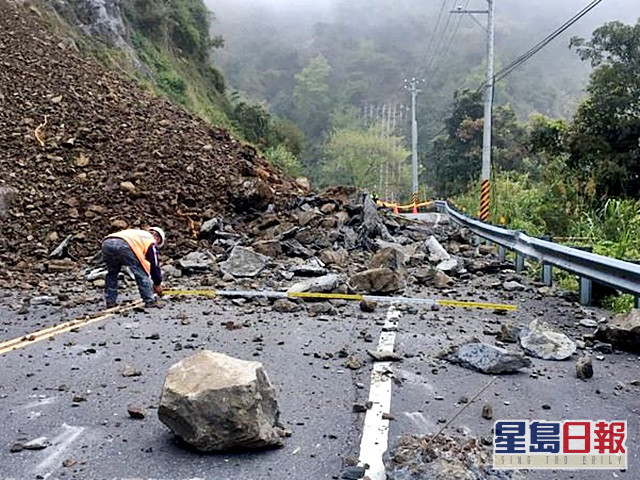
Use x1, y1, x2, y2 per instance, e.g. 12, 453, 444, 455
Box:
453, 0, 495, 221
404, 78, 422, 210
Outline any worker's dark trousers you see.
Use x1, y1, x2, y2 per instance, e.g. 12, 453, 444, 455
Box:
101, 238, 154, 305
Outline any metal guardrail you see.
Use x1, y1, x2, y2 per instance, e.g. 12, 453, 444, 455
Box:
435, 200, 640, 307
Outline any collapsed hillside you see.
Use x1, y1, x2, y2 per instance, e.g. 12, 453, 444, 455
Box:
0, 1, 304, 273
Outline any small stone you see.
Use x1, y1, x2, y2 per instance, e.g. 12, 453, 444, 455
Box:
579, 318, 598, 328
381, 412, 395, 420
542, 404, 551, 410
352, 404, 368, 413
503, 280, 525, 292
344, 356, 363, 370
359, 299, 377, 313
62, 459, 77, 468
273, 299, 302, 313
341, 466, 366, 480
119, 181, 136, 193
23, 437, 50, 450
576, 356, 594, 380
127, 405, 145, 419
366, 349, 402, 362
482, 404, 493, 420
30, 295, 55, 306
122, 365, 142, 377
593, 342, 613, 354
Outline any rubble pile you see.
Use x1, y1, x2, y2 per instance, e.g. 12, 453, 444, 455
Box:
384, 434, 517, 480
0, 2, 303, 276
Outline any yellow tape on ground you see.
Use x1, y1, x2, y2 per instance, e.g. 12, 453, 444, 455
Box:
437, 299, 518, 311
164, 289, 218, 297
288, 291, 364, 301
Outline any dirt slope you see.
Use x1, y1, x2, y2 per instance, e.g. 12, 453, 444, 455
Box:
0, 1, 304, 272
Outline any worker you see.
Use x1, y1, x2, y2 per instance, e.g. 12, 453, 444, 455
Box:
101, 227, 165, 308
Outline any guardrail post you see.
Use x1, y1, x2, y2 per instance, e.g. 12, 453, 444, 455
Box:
579, 277, 592, 306
541, 264, 553, 286
515, 253, 525, 273
498, 246, 506, 261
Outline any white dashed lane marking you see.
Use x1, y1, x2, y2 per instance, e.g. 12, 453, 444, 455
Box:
358, 305, 401, 480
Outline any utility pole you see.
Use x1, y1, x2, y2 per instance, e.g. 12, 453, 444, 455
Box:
453, 0, 495, 222
404, 78, 422, 210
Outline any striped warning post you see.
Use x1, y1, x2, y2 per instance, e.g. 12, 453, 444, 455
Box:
411, 192, 419, 214
480, 180, 491, 221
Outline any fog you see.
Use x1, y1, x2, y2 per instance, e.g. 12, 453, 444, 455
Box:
205, 0, 640, 120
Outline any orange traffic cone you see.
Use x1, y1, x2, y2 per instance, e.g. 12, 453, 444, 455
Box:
393, 204, 399, 214
412, 203, 418, 214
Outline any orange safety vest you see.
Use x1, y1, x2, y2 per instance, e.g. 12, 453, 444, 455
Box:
106, 229, 156, 274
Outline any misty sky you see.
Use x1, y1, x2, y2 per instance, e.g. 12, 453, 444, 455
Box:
207, 0, 640, 24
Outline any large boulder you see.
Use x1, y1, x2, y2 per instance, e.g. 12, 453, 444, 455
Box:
220, 246, 269, 278
425, 235, 450, 263
287, 273, 340, 294
519, 320, 576, 360
349, 268, 404, 294
444, 342, 531, 374
370, 247, 406, 271
595, 309, 640, 353
318, 248, 348, 267
158, 351, 286, 451
177, 251, 216, 274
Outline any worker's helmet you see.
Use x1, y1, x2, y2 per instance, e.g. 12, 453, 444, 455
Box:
148, 226, 166, 248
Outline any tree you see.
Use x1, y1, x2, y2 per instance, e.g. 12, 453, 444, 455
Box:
567, 20, 640, 198
292, 55, 334, 152
321, 125, 409, 191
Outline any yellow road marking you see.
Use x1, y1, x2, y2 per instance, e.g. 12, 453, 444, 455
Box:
0, 301, 143, 356
164, 289, 218, 297
288, 291, 364, 301
437, 299, 518, 311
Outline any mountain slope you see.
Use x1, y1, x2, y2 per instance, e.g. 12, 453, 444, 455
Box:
0, 1, 303, 274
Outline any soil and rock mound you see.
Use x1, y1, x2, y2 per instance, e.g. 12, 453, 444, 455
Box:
0, 1, 304, 277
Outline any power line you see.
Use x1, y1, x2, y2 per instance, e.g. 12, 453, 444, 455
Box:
489, 0, 605, 86
422, 0, 458, 80
429, 0, 471, 84
422, 0, 449, 67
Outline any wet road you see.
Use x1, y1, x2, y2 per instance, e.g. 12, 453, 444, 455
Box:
0, 266, 638, 480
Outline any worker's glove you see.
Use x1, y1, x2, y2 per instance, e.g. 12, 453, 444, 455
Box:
153, 284, 164, 296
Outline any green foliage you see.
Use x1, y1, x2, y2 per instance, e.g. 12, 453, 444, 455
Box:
567, 20, 640, 198
292, 55, 334, 151
124, 0, 223, 63
321, 124, 409, 190
232, 101, 272, 145
569, 199, 640, 259
428, 90, 528, 197
264, 145, 303, 177
455, 172, 548, 235
601, 294, 634, 314
122, 0, 231, 128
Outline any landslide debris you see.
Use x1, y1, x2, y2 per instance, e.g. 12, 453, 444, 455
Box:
0, 1, 303, 274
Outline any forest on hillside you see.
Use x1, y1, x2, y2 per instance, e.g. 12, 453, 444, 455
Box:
208, 0, 638, 187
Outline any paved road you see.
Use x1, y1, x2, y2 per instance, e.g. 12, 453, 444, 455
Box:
1, 251, 638, 479
0, 294, 380, 479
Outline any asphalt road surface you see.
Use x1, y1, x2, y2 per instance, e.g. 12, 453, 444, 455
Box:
0, 259, 638, 480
